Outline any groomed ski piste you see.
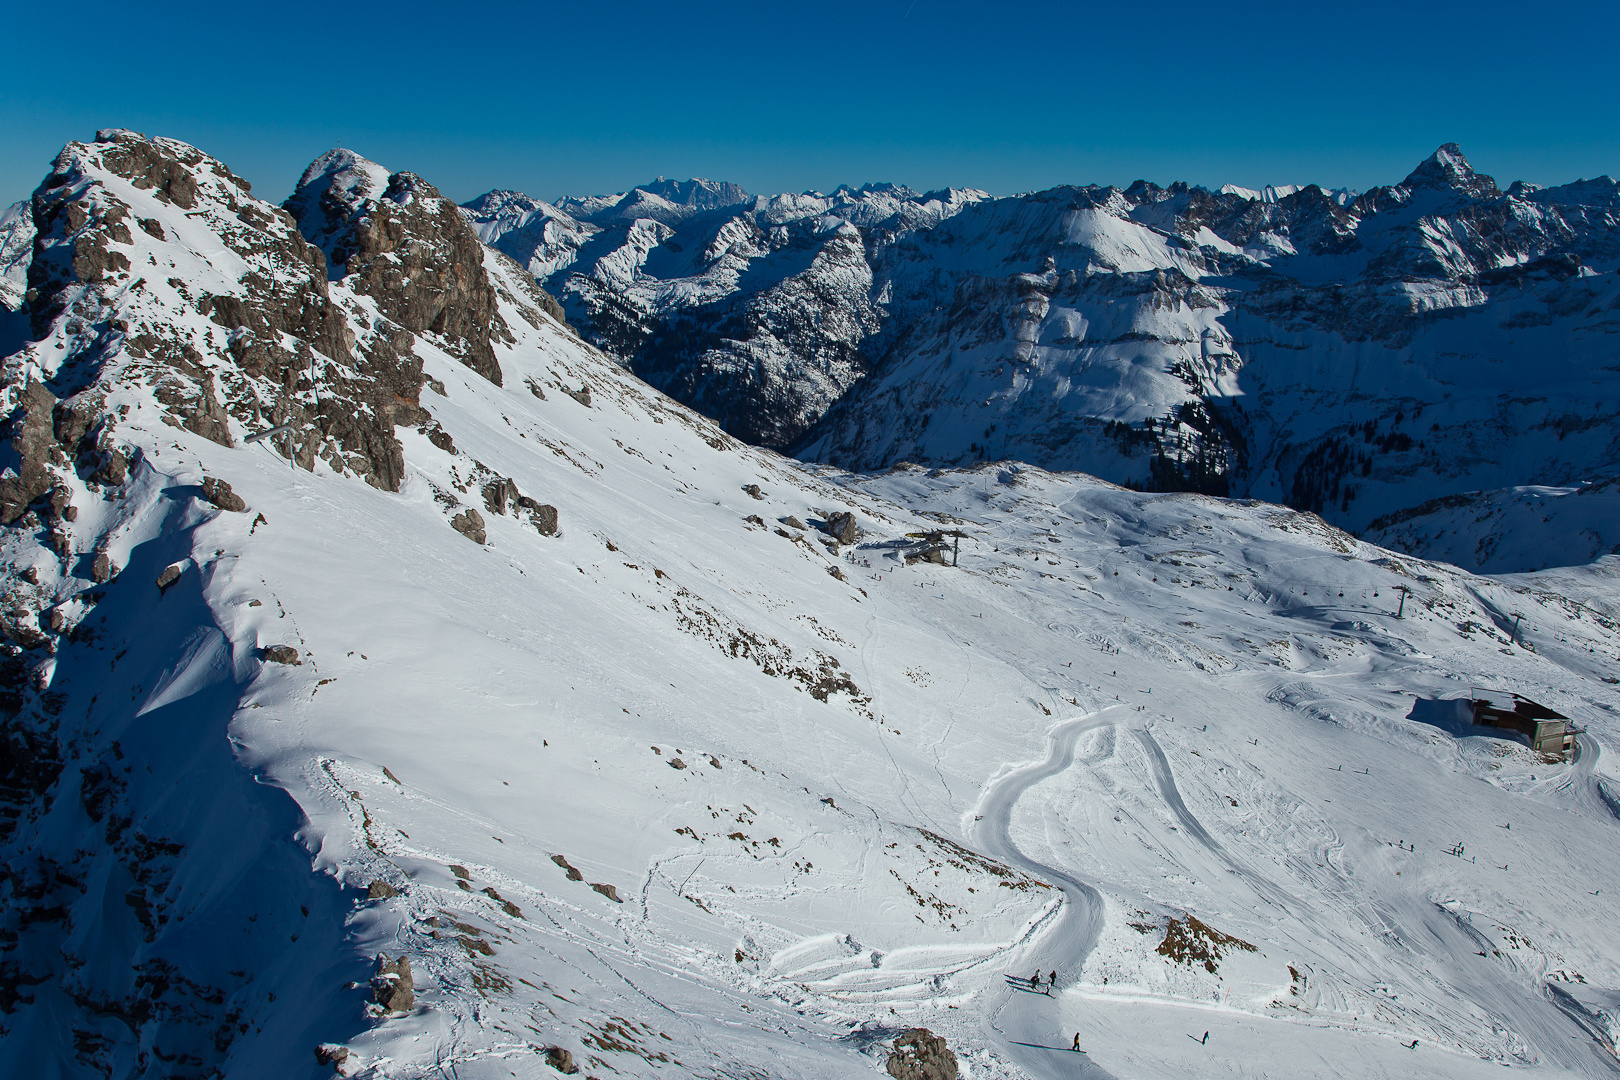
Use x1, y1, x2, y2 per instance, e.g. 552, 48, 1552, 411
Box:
3, 133, 1619, 1079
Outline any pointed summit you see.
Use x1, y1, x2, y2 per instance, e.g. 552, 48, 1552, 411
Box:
1400, 143, 1499, 198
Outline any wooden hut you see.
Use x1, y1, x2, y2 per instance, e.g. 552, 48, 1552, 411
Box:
1469, 692, 1576, 757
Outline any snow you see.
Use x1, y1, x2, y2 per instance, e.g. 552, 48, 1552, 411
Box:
6, 134, 1620, 1079
0, 198, 32, 312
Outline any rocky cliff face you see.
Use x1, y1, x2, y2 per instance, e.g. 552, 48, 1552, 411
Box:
0, 130, 578, 1076
288, 149, 510, 387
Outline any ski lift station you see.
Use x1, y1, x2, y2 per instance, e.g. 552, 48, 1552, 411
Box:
1468, 690, 1578, 758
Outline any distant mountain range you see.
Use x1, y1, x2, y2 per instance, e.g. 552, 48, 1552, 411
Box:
464, 145, 1620, 571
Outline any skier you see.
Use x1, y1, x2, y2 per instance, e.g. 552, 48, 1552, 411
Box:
1072, 1033, 1081, 1051
1048, 970, 1057, 993
1201, 1032, 1209, 1045
1029, 971, 1040, 991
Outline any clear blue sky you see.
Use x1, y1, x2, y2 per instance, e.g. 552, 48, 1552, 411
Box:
4, 0, 1617, 210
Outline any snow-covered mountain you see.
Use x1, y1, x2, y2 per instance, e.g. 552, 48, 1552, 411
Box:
471, 148, 1620, 573
462, 180, 989, 450
1217, 183, 1357, 205
0, 199, 33, 314
797, 147, 1620, 539
1363, 480, 1620, 575
3, 130, 1620, 1080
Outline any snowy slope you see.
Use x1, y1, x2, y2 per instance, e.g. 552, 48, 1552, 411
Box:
1363, 481, 1620, 574
3, 131, 1620, 1080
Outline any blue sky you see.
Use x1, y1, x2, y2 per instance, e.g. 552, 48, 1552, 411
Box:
4, 0, 1617, 209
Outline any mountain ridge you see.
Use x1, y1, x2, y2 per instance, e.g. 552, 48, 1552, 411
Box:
456, 145, 1620, 573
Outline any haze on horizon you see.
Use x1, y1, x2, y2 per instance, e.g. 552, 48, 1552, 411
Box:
2, 0, 1617, 209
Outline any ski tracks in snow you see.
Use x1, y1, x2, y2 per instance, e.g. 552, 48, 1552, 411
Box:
1131, 727, 1302, 916
969, 710, 1119, 1080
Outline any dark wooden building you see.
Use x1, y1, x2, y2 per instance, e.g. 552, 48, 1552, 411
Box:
1470, 692, 1576, 757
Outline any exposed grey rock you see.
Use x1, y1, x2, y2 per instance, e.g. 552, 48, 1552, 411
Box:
200, 476, 246, 512
90, 552, 114, 583
371, 954, 414, 1013
743, 484, 763, 499
564, 385, 592, 407
155, 563, 183, 593
524, 501, 559, 536
550, 854, 584, 881
0, 382, 62, 524
93, 449, 127, 487
483, 477, 519, 516
287, 151, 507, 386
261, 645, 300, 665
367, 879, 399, 899
886, 1028, 958, 1080
590, 882, 623, 903
782, 516, 805, 530
543, 1046, 578, 1074
823, 511, 857, 545
450, 508, 486, 544
422, 423, 454, 454
314, 1044, 349, 1068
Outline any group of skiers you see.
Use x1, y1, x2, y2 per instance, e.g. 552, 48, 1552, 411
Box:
1026, 969, 1057, 993
1012, 971, 1219, 1054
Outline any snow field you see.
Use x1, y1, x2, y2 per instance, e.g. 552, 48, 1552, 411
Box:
7, 134, 1620, 1078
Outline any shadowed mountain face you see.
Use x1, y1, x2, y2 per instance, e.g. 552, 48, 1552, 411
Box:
470, 147, 1620, 570
463, 180, 989, 449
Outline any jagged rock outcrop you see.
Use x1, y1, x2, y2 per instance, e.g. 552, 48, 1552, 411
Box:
288, 150, 508, 386
823, 511, 858, 545
371, 954, 414, 1013
200, 476, 246, 511
886, 1028, 958, 1080
450, 507, 487, 544
13, 129, 437, 492
543, 1046, 578, 1074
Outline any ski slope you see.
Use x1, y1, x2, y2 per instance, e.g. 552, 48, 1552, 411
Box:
2, 131, 1619, 1079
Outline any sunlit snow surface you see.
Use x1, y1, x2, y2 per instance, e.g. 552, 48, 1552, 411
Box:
6, 145, 1620, 1079
17, 310, 1620, 1078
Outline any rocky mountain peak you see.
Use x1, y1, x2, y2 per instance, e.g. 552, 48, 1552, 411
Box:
634, 176, 751, 211
1399, 142, 1500, 198
8, 129, 448, 498
285, 149, 509, 386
